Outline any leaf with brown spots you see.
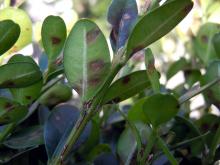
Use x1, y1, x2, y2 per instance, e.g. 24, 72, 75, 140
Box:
103, 70, 151, 104
64, 19, 111, 101
0, 97, 28, 125
194, 23, 220, 65
126, 0, 193, 59
41, 16, 67, 61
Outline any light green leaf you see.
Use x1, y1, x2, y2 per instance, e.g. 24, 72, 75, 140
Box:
64, 19, 111, 101
126, 0, 193, 58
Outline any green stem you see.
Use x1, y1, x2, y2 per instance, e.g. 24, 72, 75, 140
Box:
117, 108, 143, 163
207, 125, 220, 163
140, 128, 156, 165
157, 136, 178, 165
48, 63, 123, 165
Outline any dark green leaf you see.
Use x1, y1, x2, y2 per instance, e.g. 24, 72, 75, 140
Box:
4, 126, 44, 149
8, 55, 43, 105
41, 16, 67, 61
44, 104, 91, 159
0, 20, 20, 55
0, 62, 42, 88
107, 0, 138, 50
103, 70, 151, 104
126, 0, 193, 58
143, 94, 179, 127
87, 144, 111, 161
0, 97, 27, 125
64, 19, 111, 101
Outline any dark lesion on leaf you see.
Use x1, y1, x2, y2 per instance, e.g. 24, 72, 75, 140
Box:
131, 45, 145, 57
86, 28, 100, 44
51, 36, 62, 45
89, 59, 105, 72
25, 96, 32, 100
1, 80, 16, 87
122, 76, 130, 84
4, 103, 14, 110
183, 3, 193, 14
88, 77, 101, 86
201, 35, 208, 43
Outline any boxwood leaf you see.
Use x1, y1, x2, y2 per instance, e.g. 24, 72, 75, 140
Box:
41, 16, 67, 61
39, 83, 72, 107
103, 70, 151, 104
0, 97, 27, 125
0, 62, 42, 88
0, 20, 20, 55
107, 0, 138, 51
4, 125, 44, 149
194, 23, 220, 65
143, 94, 179, 127
126, 0, 193, 58
44, 104, 91, 159
213, 32, 220, 55
0, 7, 32, 54
64, 19, 111, 101
8, 55, 43, 105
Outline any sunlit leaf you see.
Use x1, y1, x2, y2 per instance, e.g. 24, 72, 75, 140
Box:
0, 20, 20, 55
143, 94, 179, 127
126, 0, 193, 58
0, 97, 27, 125
64, 19, 111, 101
103, 70, 151, 104
41, 16, 67, 61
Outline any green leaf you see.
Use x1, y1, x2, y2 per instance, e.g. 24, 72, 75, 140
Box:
201, 60, 220, 105
0, 62, 42, 88
8, 55, 43, 105
0, 7, 32, 54
194, 23, 220, 65
87, 144, 111, 161
213, 32, 220, 55
39, 83, 72, 107
4, 126, 44, 149
143, 94, 179, 127
167, 58, 188, 80
0, 97, 27, 125
64, 19, 111, 101
103, 70, 151, 104
0, 20, 20, 55
145, 48, 160, 93
41, 16, 67, 61
128, 97, 149, 123
126, 0, 193, 58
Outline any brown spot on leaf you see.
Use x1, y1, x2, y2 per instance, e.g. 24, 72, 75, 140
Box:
89, 59, 105, 72
183, 3, 193, 14
86, 28, 100, 44
51, 36, 61, 45
5, 103, 14, 110
25, 96, 32, 100
122, 76, 130, 84
201, 35, 208, 43
131, 45, 145, 57
88, 77, 101, 86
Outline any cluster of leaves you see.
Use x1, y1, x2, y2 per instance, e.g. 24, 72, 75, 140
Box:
0, 0, 219, 165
